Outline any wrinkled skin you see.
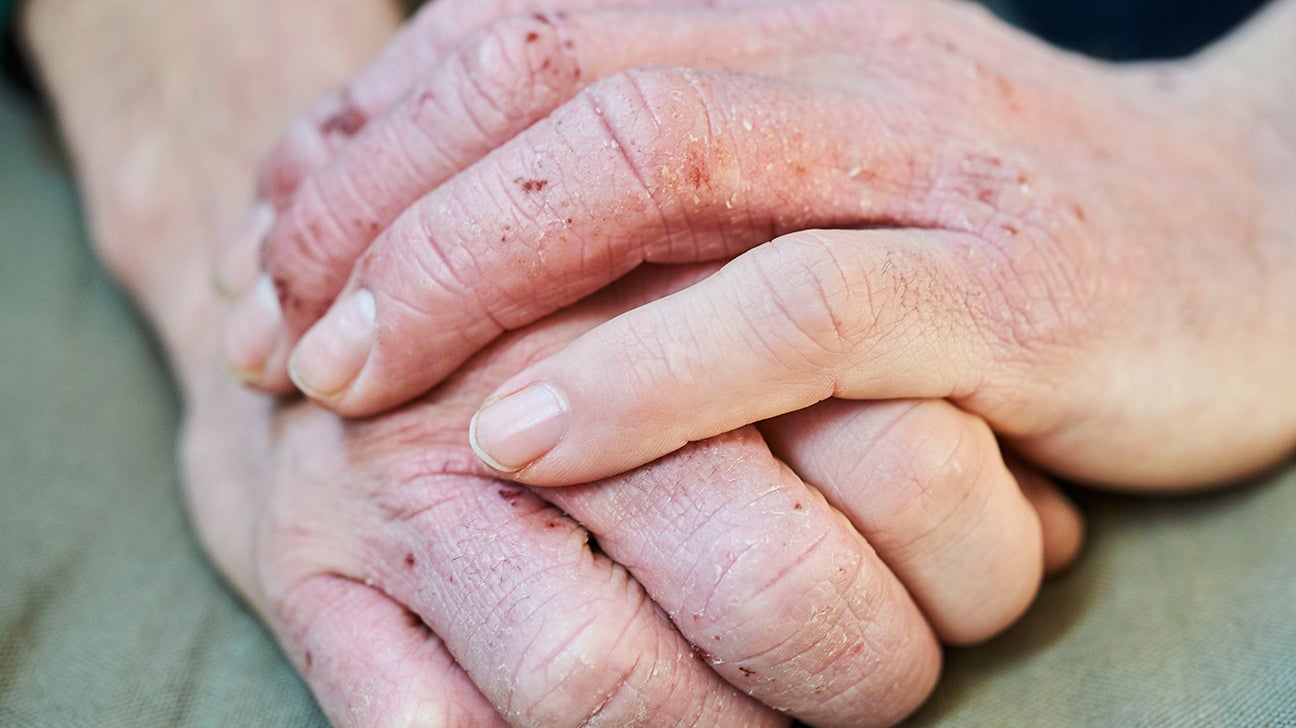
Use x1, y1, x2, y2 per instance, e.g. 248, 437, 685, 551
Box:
233, 0, 1296, 489
26, 0, 1084, 725
191, 266, 1071, 726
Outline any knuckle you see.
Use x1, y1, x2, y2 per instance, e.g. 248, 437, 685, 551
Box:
903, 407, 988, 507
262, 183, 356, 322
504, 618, 660, 726
745, 234, 868, 369
963, 224, 1096, 380
582, 68, 737, 211
719, 529, 934, 721
259, 114, 332, 208
879, 404, 992, 547
448, 14, 584, 135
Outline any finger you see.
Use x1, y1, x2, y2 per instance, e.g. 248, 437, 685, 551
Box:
234, 3, 870, 392
359, 467, 784, 727
543, 427, 943, 728
284, 65, 959, 413
469, 227, 996, 483
257, 0, 743, 207
273, 573, 509, 727
1011, 461, 1085, 576
761, 399, 1043, 645
213, 202, 276, 299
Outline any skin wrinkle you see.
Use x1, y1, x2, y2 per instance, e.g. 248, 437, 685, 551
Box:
579, 76, 673, 264
722, 539, 895, 712
706, 530, 865, 664
332, 137, 389, 233
743, 249, 845, 379
377, 197, 506, 341
369, 110, 438, 208
274, 181, 355, 320
881, 422, 990, 559
532, 597, 662, 724
506, 587, 671, 724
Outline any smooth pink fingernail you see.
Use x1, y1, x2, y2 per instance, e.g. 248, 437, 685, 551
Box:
225, 274, 282, 379
288, 289, 376, 399
469, 383, 569, 473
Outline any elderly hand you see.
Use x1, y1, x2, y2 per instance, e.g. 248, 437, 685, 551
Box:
228, 0, 1296, 490
30, 0, 1084, 724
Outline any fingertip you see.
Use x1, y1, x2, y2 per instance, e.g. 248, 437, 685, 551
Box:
468, 382, 570, 479
224, 275, 285, 382
287, 288, 377, 406
1014, 466, 1086, 577
213, 202, 276, 300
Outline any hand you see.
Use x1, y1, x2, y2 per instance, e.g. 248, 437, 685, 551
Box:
29, 0, 1083, 724
194, 264, 1082, 727
232, 0, 1296, 489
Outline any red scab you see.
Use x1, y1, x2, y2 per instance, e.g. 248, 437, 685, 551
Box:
977, 188, 995, 204
1001, 223, 1020, 236
271, 274, 305, 319
404, 553, 416, 568
303, 650, 313, 669
516, 178, 549, 193
691, 645, 714, 663
320, 94, 367, 138
1072, 203, 1087, 221
794, 502, 804, 510
525, 31, 540, 43
685, 147, 712, 191
539, 58, 552, 72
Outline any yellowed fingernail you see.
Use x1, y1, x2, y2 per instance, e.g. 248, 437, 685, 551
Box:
288, 289, 376, 399
224, 274, 283, 380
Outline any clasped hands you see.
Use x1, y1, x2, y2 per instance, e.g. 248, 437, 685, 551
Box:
212, 0, 1295, 725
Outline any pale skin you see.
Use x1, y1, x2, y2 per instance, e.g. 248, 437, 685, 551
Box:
228, 0, 1296, 490
22, 0, 1084, 726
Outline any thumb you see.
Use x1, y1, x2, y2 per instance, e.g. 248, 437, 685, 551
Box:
469, 228, 998, 484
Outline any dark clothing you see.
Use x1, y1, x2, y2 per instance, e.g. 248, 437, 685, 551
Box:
1010, 0, 1271, 59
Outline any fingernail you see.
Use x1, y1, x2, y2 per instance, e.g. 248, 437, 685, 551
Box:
289, 289, 377, 399
214, 202, 275, 299
224, 274, 283, 379
469, 383, 569, 473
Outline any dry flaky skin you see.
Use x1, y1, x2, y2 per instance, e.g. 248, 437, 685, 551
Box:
23, 1, 1091, 726
241, 0, 1296, 491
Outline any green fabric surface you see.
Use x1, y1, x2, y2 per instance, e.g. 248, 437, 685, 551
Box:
0, 82, 328, 727
1, 69, 1295, 728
